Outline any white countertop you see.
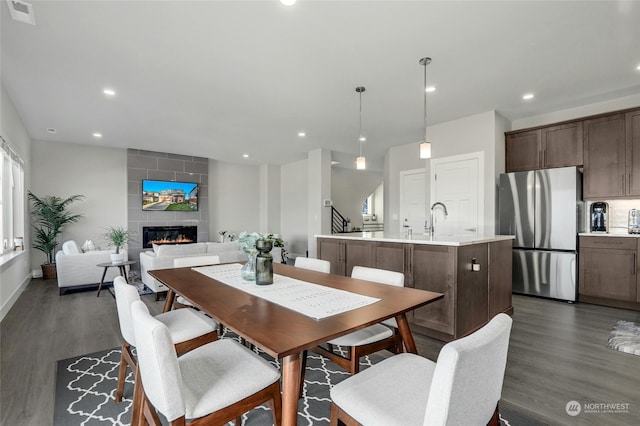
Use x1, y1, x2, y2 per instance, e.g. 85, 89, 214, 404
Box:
315, 232, 514, 247
579, 229, 640, 238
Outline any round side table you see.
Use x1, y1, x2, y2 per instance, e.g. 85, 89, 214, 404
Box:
96, 260, 137, 297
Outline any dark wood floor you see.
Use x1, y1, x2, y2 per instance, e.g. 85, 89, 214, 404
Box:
2, 279, 639, 426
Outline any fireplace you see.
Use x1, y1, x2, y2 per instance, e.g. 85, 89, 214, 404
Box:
143, 226, 197, 249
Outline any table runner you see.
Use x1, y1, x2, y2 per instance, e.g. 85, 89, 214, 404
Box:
192, 263, 380, 319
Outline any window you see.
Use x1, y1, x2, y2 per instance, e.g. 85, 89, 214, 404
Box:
1, 135, 25, 254
362, 195, 372, 215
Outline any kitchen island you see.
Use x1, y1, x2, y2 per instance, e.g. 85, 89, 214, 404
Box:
316, 232, 514, 341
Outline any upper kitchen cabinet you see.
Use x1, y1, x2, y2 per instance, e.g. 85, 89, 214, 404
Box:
506, 129, 541, 172
541, 122, 583, 168
626, 109, 640, 197
583, 113, 627, 198
505, 121, 583, 172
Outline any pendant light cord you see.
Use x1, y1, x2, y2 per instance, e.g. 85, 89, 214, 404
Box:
423, 61, 428, 143
420, 57, 431, 144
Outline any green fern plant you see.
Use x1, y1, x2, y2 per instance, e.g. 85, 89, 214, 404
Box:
103, 226, 134, 254
28, 191, 84, 264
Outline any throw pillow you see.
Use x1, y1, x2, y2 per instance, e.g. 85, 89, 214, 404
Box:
62, 240, 81, 255
81, 240, 97, 252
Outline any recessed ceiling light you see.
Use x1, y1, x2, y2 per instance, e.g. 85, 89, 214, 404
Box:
47, 128, 56, 133
298, 132, 306, 137
280, 0, 296, 6
92, 132, 103, 138
636, 64, 640, 71
522, 93, 535, 100
425, 86, 436, 93
359, 136, 367, 142
243, 154, 249, 158
103, 88, 116, 96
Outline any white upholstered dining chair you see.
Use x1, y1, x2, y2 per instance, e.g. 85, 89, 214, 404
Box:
294, 256, 331, 273
329, 313, 513, 426
112, 277, 219, 404
172, 255, 221, 309
130, 300, 282, 426
311, 266, 405, 374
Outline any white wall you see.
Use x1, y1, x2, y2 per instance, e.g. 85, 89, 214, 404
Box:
373, 183, 384, 223
386, 110, 502, 236
30, 140, 127, 270
307, 149, 331, 258
259, 164, 281, 235
0, 82, 32, 321
281, 159, 308, 256
331, 167, 383, 228
208, 160, 260, 238
385, 143, 426, 235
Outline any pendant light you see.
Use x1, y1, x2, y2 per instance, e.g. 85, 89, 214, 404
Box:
419, 57, 432, 159
355, 86, 366, 170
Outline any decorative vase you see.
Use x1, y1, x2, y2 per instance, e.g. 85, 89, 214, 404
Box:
241, 254, 257, 281
111, 253, 125, 264
256, 239, 273, 285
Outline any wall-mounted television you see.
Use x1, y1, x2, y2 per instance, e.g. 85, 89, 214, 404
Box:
142, 179, 199, 211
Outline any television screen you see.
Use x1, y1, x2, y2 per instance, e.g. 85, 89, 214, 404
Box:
142, 180, 199, 211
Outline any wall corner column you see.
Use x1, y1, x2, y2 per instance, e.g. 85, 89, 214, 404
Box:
307, 149, 331, 258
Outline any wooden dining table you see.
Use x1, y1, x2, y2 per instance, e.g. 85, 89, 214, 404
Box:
150, 262, 443, 426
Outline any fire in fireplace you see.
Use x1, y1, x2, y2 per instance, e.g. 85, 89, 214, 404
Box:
143, 226, 197, 248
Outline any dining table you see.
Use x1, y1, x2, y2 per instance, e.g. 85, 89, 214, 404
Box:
150, 262, 444, 426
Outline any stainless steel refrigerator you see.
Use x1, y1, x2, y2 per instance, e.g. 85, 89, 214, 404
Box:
498, 167, 584, 301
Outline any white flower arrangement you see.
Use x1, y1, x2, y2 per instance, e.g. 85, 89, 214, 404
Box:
238, 232, 284, 256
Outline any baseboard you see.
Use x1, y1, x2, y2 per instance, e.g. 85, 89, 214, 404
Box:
0, 273, 31, 322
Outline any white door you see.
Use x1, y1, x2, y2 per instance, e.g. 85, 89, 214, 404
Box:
430, 152, 483, 237
399, 169, 426, 236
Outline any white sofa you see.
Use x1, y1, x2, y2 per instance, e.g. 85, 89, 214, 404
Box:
55, 240, 128, 295
139, 242, 249, 294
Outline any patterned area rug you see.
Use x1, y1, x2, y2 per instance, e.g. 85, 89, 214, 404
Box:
54, 334, 542, 425
607, 320, 640, 356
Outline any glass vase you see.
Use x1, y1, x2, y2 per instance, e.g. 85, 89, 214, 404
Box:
241, 254, 257, 281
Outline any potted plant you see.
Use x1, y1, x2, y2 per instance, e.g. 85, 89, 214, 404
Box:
104, 226, 134, 263
28, 191, 84, 279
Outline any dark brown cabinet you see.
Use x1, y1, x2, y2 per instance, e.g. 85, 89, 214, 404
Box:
541, 121, 583, 168
578, 236, 640, 309
316, 238, 345, 275
411, 244, 455, 336
505, 121, 583, 172
583, 113, 626, 198
317, 237, 513, 340
626, 109, 640, 197
506, 129, 541, 172
316, 238, 377, 276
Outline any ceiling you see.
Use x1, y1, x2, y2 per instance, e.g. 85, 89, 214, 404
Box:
2, 1, 639, 171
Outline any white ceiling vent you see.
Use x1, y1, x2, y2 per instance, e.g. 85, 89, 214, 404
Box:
6, 0, 35, 25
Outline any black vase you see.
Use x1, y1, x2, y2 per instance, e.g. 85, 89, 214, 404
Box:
255, 239, 273, 285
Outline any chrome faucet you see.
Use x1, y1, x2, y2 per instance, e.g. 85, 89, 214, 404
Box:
430, 202, 449, 236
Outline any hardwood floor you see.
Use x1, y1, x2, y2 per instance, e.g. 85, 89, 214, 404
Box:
1, 279, 639, 426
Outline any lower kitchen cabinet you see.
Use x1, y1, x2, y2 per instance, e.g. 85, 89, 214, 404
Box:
579, 236, 640, 310
317, 237, 513, 341
412, 244, 455, 336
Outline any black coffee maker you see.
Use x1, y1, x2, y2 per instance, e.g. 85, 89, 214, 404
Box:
590, 202, 609, 232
